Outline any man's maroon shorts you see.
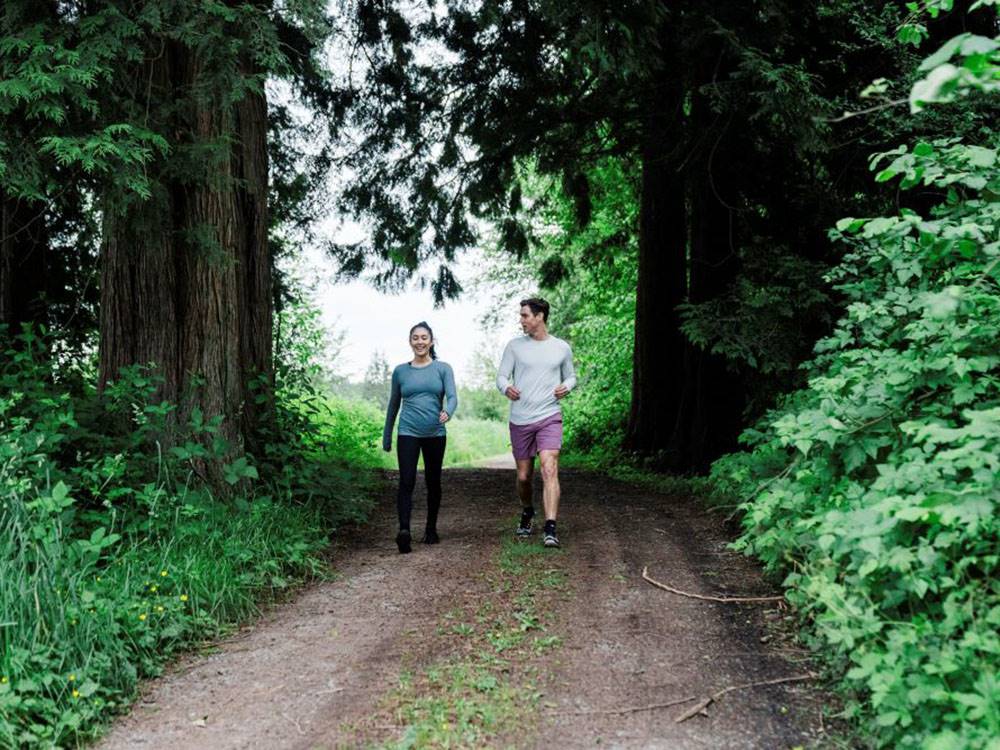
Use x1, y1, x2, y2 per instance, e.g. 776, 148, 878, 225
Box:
509, 412, 563, 460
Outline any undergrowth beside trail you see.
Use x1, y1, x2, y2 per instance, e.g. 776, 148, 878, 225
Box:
710, 134, 1000, 748
0, 330, 383, 747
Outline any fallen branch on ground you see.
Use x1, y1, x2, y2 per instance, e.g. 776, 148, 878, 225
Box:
561, 695, 697, 716
641, 566, 785, 604
674, 674, 817, 724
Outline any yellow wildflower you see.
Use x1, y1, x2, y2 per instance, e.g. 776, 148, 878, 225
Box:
160, 570, 168, 577
68, 674, 76, 682
138, 613, 147, 621
156, 606, 164, 613
150, 585, 157, 593
72, 689, 80, 699
1, 677, 7, 684
179, 594, 188, 602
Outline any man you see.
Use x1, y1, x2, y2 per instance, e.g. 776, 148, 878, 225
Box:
496, 297, 577, 548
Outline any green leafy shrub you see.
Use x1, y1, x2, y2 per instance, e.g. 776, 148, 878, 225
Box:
711, 64, 1000, 750
0, 327, 379, 746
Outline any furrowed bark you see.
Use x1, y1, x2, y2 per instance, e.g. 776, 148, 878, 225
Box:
98, 42, 272, 454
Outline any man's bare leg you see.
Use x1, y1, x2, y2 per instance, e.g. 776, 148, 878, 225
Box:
516, 458, 535, 511
538, 449, 560, 522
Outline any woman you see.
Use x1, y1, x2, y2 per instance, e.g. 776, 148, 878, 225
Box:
382, 321, 458, 553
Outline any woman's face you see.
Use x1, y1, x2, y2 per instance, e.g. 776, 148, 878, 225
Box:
410, 327, 432, 358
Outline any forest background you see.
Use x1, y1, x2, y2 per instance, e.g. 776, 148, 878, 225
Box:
0, 0, 997, 748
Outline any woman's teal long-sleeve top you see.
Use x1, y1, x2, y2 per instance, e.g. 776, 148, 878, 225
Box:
382, 361, 458, 450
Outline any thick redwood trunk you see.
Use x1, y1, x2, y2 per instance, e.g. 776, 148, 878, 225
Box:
98, 44, 272, 450
624, 103, 688, 458
664, 150, 745, 470
624, 38, 747, 471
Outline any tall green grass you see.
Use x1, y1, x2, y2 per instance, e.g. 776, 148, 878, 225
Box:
377, 417, 511, 469
0, 490, 331, 746
0, 331, 382, 747
443, 418, 510, 467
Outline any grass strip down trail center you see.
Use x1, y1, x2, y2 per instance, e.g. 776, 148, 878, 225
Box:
98, 469, 831, 749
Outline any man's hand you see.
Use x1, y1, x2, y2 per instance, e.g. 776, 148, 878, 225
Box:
505, 386, 521, 401
439, 410, 450, 424
554, 384, 569, 400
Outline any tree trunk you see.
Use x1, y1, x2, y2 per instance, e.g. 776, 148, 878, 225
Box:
624, 42, 747, 471
0, 190, 48, 334
0, 193, 12, 327
624, 99, 688, 458
98, 43, 272, 452
664, 139, 745, 470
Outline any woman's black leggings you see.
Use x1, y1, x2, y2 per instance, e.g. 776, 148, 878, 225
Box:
396, 435, 447, 531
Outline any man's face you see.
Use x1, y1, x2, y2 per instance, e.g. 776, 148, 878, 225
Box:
520, 305, 544, 335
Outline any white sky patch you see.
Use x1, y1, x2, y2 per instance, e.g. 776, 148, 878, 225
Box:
275, 5, 538, 385
297, 240, 523, 385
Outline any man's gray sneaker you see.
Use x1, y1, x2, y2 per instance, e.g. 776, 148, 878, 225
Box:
543, 532, 560, 548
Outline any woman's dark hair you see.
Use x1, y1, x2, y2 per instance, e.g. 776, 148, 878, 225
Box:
409, 321, 437, 359
519, 297, 550, 322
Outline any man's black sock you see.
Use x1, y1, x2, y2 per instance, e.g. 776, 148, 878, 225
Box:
520, 506, 535, 525
543, 520, 556, 535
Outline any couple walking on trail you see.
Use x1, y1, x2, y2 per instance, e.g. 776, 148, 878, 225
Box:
381, 298, 577, 553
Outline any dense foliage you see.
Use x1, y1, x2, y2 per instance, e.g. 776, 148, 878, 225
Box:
332, 0, 957, 468
2, 0, 998, 746
711, 24, 1000, 749
472, 158, 638, 461
0, 317, 382, 746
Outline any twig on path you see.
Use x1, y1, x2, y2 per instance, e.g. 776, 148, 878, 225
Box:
561, 695, 698, 716
281, 712, 306, 735
641, 566, 785, 604
674, 674, 817, 724
316, 686, 346, 696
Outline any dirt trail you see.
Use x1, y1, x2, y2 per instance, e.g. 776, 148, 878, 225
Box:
97, 469, 826, 749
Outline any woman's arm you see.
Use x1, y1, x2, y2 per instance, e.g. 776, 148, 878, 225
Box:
382, 368, 402, 451
441, 363, 458, 421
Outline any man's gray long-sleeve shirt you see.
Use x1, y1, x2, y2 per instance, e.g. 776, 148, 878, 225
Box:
495, 335, 577, 425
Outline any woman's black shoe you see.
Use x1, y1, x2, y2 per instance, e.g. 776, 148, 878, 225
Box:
396, 529, 412, 553
422, 529, 440, 544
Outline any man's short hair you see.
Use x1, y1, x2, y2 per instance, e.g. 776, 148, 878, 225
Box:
520, 297, 550, 322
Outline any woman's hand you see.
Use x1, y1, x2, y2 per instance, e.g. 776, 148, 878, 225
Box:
439, 411, 450, 424
383, 442, 391, 452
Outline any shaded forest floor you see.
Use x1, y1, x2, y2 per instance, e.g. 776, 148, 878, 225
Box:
97, 469, 836, 749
